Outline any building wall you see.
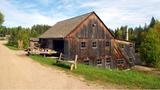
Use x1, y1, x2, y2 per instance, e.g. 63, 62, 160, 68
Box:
39, 13, 135, 69
65, 13, 115, 68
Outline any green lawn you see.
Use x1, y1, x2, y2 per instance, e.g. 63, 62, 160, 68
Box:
4, 44, 21, 50
29, 55, 160, 89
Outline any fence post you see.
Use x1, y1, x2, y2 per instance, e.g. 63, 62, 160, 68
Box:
74, 55, 78, 69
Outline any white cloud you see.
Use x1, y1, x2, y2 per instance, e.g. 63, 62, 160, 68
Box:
0, 0, 68, 27
0, 0, 160, 29
79, 0, 160, 29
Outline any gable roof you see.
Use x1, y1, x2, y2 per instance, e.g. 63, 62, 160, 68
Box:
39, 11, 114, 39
39, 12, 92, 38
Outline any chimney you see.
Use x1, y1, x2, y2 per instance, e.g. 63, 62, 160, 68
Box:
126, 29, 128, 41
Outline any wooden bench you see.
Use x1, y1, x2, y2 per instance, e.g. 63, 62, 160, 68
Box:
56, 53, 78, 70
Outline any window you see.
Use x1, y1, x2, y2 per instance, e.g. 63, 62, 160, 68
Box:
105, 59, 111, 68
84, 60, 89, 65
105, 57, 111, 64
106, 41, 110, 47
117, 59, 124, 65
81, 42, 86, 48
129, 57, 133, 63
129, 44, 132, 47
97, 59, 102, 65
92, 23, 97, 27
84, 57, 90, 65
97, 59, 102, 67
92, 41, 97, 48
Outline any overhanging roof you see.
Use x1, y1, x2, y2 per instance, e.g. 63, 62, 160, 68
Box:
39, 12, 92, 38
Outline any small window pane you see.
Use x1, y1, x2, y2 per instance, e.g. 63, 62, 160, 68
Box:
84, 60, 89, 65
97, 59, 102, 64
92, 42, 97, 47
81, 42, 86, 48
117, 59, 124, 64
106, 58, 111, 68
92, 23, 96, 27
106, 60, 111, 64
129, 57, 133, 63
129, 44, 132, 47
106, 41, 109, 47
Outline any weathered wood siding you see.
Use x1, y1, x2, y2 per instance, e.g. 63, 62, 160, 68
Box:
65, 13, 114, 67
39, 12, 135, 69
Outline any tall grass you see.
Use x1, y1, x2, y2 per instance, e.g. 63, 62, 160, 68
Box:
30, 55, 160, 89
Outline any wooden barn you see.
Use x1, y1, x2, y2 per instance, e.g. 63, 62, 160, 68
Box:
39, 11, 135, 69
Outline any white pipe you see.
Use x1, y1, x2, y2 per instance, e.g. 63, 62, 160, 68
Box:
126, 29, 128, 41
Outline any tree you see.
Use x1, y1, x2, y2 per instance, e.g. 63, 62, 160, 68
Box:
120, 25, 128, 39
114, 26, 128, 40
108, 28, 115, 36
7, 24, 50, 49
149, 17, 156, 28
30, 24, 51, 37
8, 28, 18, 47
140, 21, 160, 67
0, 12, 4, 25
8, 26, 29, 48
128, 27, 135, 41
115, 28, 123, 39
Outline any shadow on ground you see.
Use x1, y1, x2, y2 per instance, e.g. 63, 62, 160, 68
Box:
52, 63, 70, 70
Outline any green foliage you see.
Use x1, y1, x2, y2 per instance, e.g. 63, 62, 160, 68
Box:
115, 28, 123, 39
7, 26, 29, 48
4, 43, 21, 50
30, 24, 51, 37
149, 17, 156, 28
7, 24, 50, 49
128, 27, 135, 41
0, 12, 4, 25
140, 21, 160, 67
114, 26, 136, 41
30, 55, 160, 89
8, 28, 18, 47
114, 17, 157, 53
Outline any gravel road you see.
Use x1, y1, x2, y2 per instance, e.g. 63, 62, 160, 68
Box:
0, 41, 105, 89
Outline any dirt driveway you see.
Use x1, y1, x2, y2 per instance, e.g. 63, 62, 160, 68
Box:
0, 41, 106, 89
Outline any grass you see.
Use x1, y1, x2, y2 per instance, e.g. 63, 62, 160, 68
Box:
29, 55, 160, 89
4, 44, 21, 50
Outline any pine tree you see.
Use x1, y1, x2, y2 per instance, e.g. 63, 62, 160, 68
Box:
140, 21, 160, 67
149, 17, 156, 28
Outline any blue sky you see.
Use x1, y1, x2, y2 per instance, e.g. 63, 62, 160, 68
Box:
0, 0, 160, 29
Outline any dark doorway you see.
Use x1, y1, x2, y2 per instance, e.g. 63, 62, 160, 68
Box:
53, 40, 64, 53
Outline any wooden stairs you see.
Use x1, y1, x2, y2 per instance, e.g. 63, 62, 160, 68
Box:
112, 39, 135, 69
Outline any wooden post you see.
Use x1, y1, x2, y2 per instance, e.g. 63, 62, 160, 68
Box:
74, 55, 78, 69
57, 52, 62, 63
70, 64, 74, 71
59, 53, 62, 60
